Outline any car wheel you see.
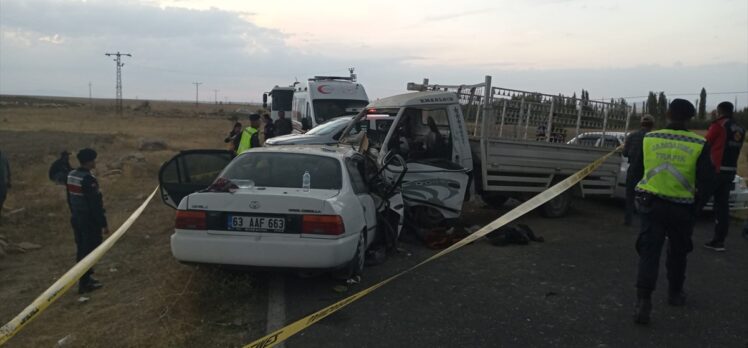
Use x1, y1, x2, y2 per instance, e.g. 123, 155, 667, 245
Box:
333, 231, 366, 280
481, 192, 509, 208
540, 189, 572, 218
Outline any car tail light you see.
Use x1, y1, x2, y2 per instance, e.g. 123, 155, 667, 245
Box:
302, 215, 344, 235
175, 210, 207, 230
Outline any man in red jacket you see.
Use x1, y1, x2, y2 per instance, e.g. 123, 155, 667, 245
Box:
704, 102, 744, 252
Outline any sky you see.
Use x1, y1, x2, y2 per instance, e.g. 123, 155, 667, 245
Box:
1, 0, 747, 108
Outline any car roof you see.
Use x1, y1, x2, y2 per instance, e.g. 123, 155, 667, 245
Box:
249, 145, 356, 159
368, 91, 458, 108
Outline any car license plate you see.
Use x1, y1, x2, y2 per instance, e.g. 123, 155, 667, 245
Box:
227, 215, 285, 232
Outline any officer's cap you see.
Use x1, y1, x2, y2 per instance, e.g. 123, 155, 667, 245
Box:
668, 99, 695, 121
249, 113, 261, 121
77, 148, 97, 164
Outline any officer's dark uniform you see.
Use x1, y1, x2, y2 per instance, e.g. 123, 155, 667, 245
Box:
67, 149, 108, 292
631, 99, 715, 325
705, 111, 744, 249
623, 126, 650, 225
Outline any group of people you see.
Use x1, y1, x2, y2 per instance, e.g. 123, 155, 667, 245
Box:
224, 111, 293, 154
622, 100, 744, 325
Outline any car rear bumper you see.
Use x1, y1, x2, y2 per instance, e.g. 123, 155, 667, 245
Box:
170, 230, 359, 269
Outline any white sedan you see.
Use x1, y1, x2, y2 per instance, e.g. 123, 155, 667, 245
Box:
568, 131, 748, 210
158, 146, 405, 278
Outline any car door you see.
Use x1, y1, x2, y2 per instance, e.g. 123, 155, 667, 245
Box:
158, 149, 234, 209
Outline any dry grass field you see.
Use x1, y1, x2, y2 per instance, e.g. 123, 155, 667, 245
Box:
0, 96, 268, 347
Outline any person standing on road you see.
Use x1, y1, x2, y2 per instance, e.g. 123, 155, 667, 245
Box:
224, 122, 243, 153
623, 115, 655, 226
0, 150, 10, 224
274, 111, 293, 137
632, 99, 715, 325
704, 102, 744, 252
67, 148, 109, 294
236, 114, 262, 154
49, 151, 73, 185
262, 114, 276, 141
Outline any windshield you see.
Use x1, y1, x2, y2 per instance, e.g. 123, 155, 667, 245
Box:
271, 90, 293, 111
313, 99, 368, 125
219, 153, 342, 190
305, 117, 352, 136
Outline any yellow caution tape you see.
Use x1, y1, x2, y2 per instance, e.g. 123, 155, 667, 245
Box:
0, 186, 159, 346
245, 146, 622, 348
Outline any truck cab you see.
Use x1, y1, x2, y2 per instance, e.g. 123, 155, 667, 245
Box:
343, 91, 473, 226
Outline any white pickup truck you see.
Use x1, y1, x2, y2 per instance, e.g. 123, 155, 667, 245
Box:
340, 76, 631, 225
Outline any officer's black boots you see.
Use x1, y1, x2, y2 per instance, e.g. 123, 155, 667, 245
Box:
668, 291, 687, 306
634, 289, 652, 325
78, 277, 103, 294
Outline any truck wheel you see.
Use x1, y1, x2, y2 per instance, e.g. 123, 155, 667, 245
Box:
333, 231, 366, 280
540, 190, 572, 218
481, 193, 509, 208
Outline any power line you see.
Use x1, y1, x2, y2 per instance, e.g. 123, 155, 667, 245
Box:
105, 51, 132, 115
192, 82, 202, 107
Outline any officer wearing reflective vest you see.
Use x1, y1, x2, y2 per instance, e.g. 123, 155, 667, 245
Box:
235, 113, 262, 155
704, 102, 744, 252
67, 148, 109, 294
631, 99, 715, 325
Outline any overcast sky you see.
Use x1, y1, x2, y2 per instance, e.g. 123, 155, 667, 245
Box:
1, 0, 746, 108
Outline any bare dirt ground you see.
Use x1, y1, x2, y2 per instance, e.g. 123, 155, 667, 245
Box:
0, 98, 267, 347
1, 96, 747, 347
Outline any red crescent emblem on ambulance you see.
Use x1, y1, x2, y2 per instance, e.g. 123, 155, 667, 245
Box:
317, 85, 331, 94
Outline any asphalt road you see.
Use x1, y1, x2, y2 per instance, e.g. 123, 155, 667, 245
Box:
273, 198, 747, 348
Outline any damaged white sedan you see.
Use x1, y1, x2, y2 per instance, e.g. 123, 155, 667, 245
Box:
158, 146, 405, 278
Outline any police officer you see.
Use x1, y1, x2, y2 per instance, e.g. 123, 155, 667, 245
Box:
704, 102, 744, 252
631, 99, 715, 325
236, 113, 262, 154
67, 148, 109, 294
623, 115, 655, 225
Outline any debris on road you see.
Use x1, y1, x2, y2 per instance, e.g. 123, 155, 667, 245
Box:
77, 297, 89, 304
56, 334, 75, 347
485, 224, 544, 246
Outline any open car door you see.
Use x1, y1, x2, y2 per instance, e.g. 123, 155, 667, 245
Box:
158, 149, 234, 209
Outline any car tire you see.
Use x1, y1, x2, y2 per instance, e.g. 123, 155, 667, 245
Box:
333, 231, 366, 280
481, 192, 509, 208
540, 189, 572, 218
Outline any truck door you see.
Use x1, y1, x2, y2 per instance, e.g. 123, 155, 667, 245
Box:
380, 106, 470, 221
158, 149, 234, 209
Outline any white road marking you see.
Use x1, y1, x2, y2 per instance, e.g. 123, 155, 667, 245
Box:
266, 274, 286, 348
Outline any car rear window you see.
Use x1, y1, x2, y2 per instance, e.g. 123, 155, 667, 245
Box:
220, 152, 342, 190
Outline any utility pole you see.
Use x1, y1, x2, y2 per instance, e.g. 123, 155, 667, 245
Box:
105, 51, 132, 115
88, 82, 93, 111
213, 89, 219, 105
193, 82, 202, 107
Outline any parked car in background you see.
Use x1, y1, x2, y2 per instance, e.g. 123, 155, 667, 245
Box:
567, 131, 748, 211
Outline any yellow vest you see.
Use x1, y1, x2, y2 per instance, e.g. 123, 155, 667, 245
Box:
236, 127, 258, 154
636, 129, 705, 203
